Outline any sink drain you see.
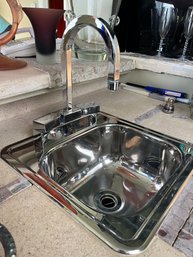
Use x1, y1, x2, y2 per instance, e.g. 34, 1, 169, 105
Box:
94, 191, 122, 213
144, 156, 161, 169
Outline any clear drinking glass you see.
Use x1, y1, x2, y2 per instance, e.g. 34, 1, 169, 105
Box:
181, 6, 193, 60
64, 0, 122, 61
157, 5, 175, 57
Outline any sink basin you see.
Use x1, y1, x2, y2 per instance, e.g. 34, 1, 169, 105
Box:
2, 112, 193, 255
40, 124, 182, 216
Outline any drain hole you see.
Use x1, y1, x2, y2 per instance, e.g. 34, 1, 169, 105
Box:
144, 156, 161, 169
100, 194, 117, 209
56, 167, 66, 174
55, 167, 67, 183
95, 191, 122, 213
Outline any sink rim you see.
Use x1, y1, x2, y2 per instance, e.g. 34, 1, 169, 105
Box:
1, 111, 193, 255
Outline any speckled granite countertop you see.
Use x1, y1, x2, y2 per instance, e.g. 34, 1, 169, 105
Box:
123, 53, 193, 79
24, 55, 135, 88
0, 55, 135, 104
0, 79, 193, 257
1, 52, 193, 104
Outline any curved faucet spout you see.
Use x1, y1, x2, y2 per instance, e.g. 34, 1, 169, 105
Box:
63, 15, 120, 111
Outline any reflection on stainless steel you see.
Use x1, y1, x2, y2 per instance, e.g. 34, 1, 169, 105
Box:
63, 15, 120, 111
1, 112, 193, 255
0, 224, 16, 257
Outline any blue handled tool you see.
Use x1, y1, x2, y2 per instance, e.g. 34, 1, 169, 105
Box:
126, 83, 187, 98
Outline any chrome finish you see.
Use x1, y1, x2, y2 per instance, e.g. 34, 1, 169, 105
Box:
33, 103, 100, 136
2, 112, 193, 255
162, 98, 175, 114
32, 99, 100, 156
33, 15, 120, 135
63, 15, 120, 111
75, 102, 100, 115
33, 108, 82, 135
0, 224, 16, 257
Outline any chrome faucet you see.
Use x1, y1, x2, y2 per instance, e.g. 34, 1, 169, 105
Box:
62, 15, 120, 111
33, 15, 120, 136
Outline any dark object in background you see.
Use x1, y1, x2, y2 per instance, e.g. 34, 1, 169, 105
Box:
115, 0, 193, 58
164, 0, 193, 9
48, 0, 65, 38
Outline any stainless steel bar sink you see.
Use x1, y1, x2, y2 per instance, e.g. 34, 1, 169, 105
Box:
2, 112, 193, 255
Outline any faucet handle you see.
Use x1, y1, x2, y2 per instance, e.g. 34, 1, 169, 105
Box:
161, 98, 175, 114
33, 102, 100, 135
75, 102, 100, 115
33, 108, 82, 135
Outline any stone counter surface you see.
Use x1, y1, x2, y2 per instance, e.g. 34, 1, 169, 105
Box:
0, 186, 186, 257
1, 52, 193, 104
0, 85, 193, 257
0, 55, 135, 104
24, 55, 135, 88
123, 53, 193, 79
0, 65, 51, 102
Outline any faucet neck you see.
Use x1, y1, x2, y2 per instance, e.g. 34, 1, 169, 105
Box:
65, 46, 73, 112
63, 15, 120, 111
